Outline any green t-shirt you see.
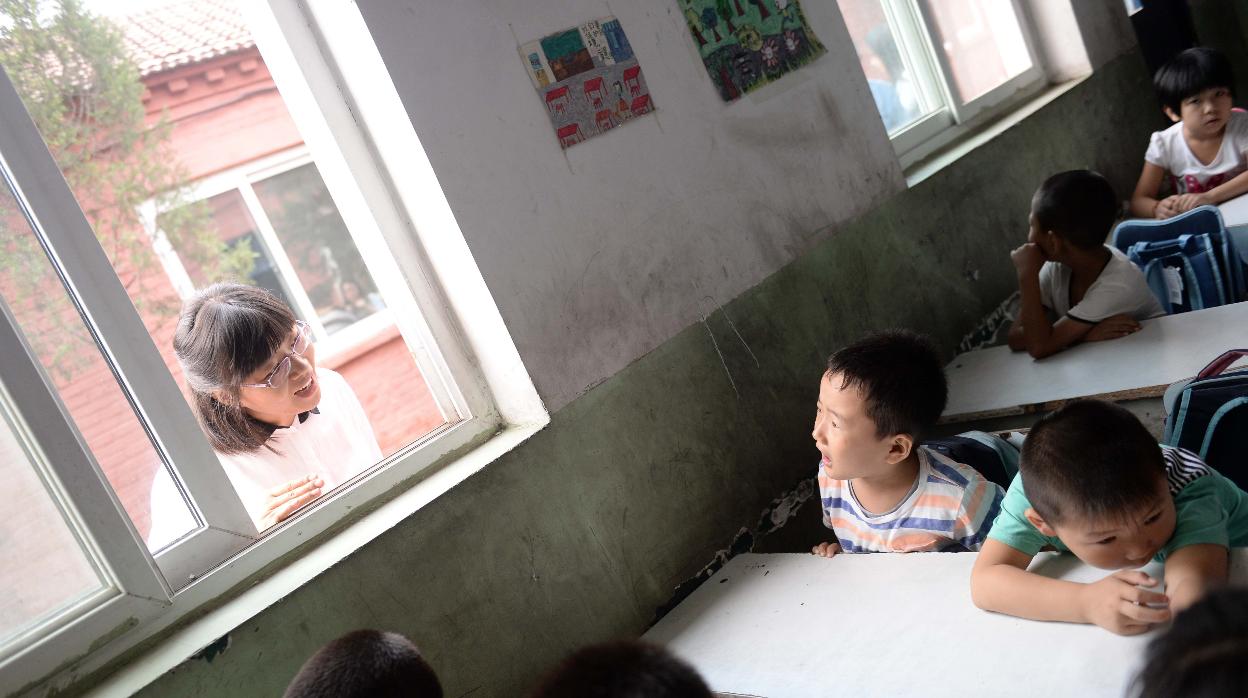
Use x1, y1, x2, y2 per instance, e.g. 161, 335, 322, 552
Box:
988, 446, 1248, 561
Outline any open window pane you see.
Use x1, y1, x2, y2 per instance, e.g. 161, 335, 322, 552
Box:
0, 190, 107, 648
922, 0, 1032, 103
0, 0, 448, 539
0, 153, 197, 553
837, 0, 934, 134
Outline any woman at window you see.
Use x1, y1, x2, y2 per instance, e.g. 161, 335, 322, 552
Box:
149, 283, 381, 545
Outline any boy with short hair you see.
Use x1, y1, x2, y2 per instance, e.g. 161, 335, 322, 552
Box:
1130, 47, 1248, 219
529, 640, 712, 698
811, 330, 1004, 556
1008, 170, 1164, 359
284, 630, 443, 698
971, 400, 1248, 635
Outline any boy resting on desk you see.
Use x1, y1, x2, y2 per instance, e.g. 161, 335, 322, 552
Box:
971, 400, 1248, 635
1130, 47, 1248, 219
1008, 170, 1164, 359
812, 331, 1004, 556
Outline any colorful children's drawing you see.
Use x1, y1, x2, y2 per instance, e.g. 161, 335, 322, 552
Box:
678, 0, 825, 101
521, 17, 655, 149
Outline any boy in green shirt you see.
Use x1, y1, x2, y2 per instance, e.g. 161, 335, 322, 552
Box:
971, 400, 1248, 635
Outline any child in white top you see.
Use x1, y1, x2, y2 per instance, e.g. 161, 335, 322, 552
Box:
1131, 47, 1248, 219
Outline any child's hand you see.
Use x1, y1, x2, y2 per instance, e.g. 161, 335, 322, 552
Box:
1085, 314, 1141, 342
1078, 570, 1171, 635
811, 541, 842, 558
1010, 242, 1046, 276
1172, 192, 1211, 213
1155, 196, 1182, 219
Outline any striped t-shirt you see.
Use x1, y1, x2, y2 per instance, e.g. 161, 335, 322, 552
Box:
818, 446, 1005, 553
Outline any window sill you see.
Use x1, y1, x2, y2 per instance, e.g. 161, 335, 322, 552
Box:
89, 418, 548, 697
902, 77, 1089, 188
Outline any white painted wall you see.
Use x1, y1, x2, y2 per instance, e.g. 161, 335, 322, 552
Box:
356, 0, 904, 408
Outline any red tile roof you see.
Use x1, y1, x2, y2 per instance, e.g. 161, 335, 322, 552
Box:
120, 0, 254, 77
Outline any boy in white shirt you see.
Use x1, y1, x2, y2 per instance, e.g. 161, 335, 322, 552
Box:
1009, 170, 1164, 359
1131, 47, 1248, 219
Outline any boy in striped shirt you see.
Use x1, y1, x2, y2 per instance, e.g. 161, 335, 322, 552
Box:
811, 331, 1004, 556
971, 400, 1248, 635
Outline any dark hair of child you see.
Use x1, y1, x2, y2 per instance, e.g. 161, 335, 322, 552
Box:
1154, 47, 1235, 115
1031, 170, 1118, 250
283, 630, 443, 698
1021, 400, 1164, 525
1133, 587, 1248, 698
825, 330, 947, 441
528, 641, 712, 698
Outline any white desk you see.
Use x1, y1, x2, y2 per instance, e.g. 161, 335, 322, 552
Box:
1220, 192, 1248, 229
644, 551, 1248, 698
941, 301, 1248, 423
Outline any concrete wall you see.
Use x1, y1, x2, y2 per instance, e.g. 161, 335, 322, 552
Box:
122, 33, 1162, 695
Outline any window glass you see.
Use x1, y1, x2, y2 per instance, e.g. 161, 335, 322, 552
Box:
922, 0, 1032, 103
0, 0, 447, 540
0, 152, 198, 553
0, 185, 107, 648
836, 0, 930, 133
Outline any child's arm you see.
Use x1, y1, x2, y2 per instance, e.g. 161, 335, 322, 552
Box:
971, 539, 1171, 634
1011, 244, 1093, 358
811, 541, 841, 557
1131, 162, 1180, 219
1173, 170, 1248, 212
1163, 543, 1228, 612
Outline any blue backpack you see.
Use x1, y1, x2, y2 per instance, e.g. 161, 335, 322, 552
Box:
1163, 349, 1248, 491
923, 431, 1020, 489
1112, 205, 1245, 314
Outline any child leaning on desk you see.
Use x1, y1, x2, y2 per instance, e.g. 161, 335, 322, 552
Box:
970, 400, 1248, 635
1130, 47, 1248, 220
1008, 170, 1164, 360
811, 331, 1004, 556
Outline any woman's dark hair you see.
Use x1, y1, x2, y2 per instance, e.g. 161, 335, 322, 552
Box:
173, 283, 296, 454
1154, 47, 1235, 114
1133, 588, 1248, 698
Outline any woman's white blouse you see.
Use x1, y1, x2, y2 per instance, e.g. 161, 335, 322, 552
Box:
148, 368, 382, 547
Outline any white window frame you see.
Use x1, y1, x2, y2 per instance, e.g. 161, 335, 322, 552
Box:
856, 0, 1047, 168
0, 1, 545, 694
143, 146, 399, 367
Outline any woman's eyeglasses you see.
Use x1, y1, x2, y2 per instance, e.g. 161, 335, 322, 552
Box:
241, 321, 312, 390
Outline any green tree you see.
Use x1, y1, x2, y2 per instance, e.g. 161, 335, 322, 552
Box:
0, 0, 253, 375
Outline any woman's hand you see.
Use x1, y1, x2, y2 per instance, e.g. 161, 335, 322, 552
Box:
260, 475, 324, 530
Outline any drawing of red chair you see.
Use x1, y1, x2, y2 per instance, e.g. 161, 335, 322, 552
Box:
583, 76, 606, 108
623, 65, 642, 97
630, 94, 652, 117
557, 122, 584, 148
595, 109, 613, 130
545, 86, 570, 115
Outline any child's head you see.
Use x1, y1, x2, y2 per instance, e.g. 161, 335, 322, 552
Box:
1133, 588, 1248, 698
1154, 47, 1234, 136
283, 630, 442, 698
1019, 400, 1176, 570
1029, 170, 1117, 253
529, 641, 712, 698
813, 330, 946, 480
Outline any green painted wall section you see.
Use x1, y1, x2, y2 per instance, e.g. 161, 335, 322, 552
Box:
120, 50, 1159, 698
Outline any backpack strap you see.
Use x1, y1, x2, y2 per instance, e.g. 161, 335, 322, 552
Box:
1197, 349, 1248, 379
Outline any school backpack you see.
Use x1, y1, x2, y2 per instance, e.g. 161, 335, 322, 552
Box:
922, 431, 1020, 490
1112, 205, 1245, 314
1163, 349, 1248, 491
